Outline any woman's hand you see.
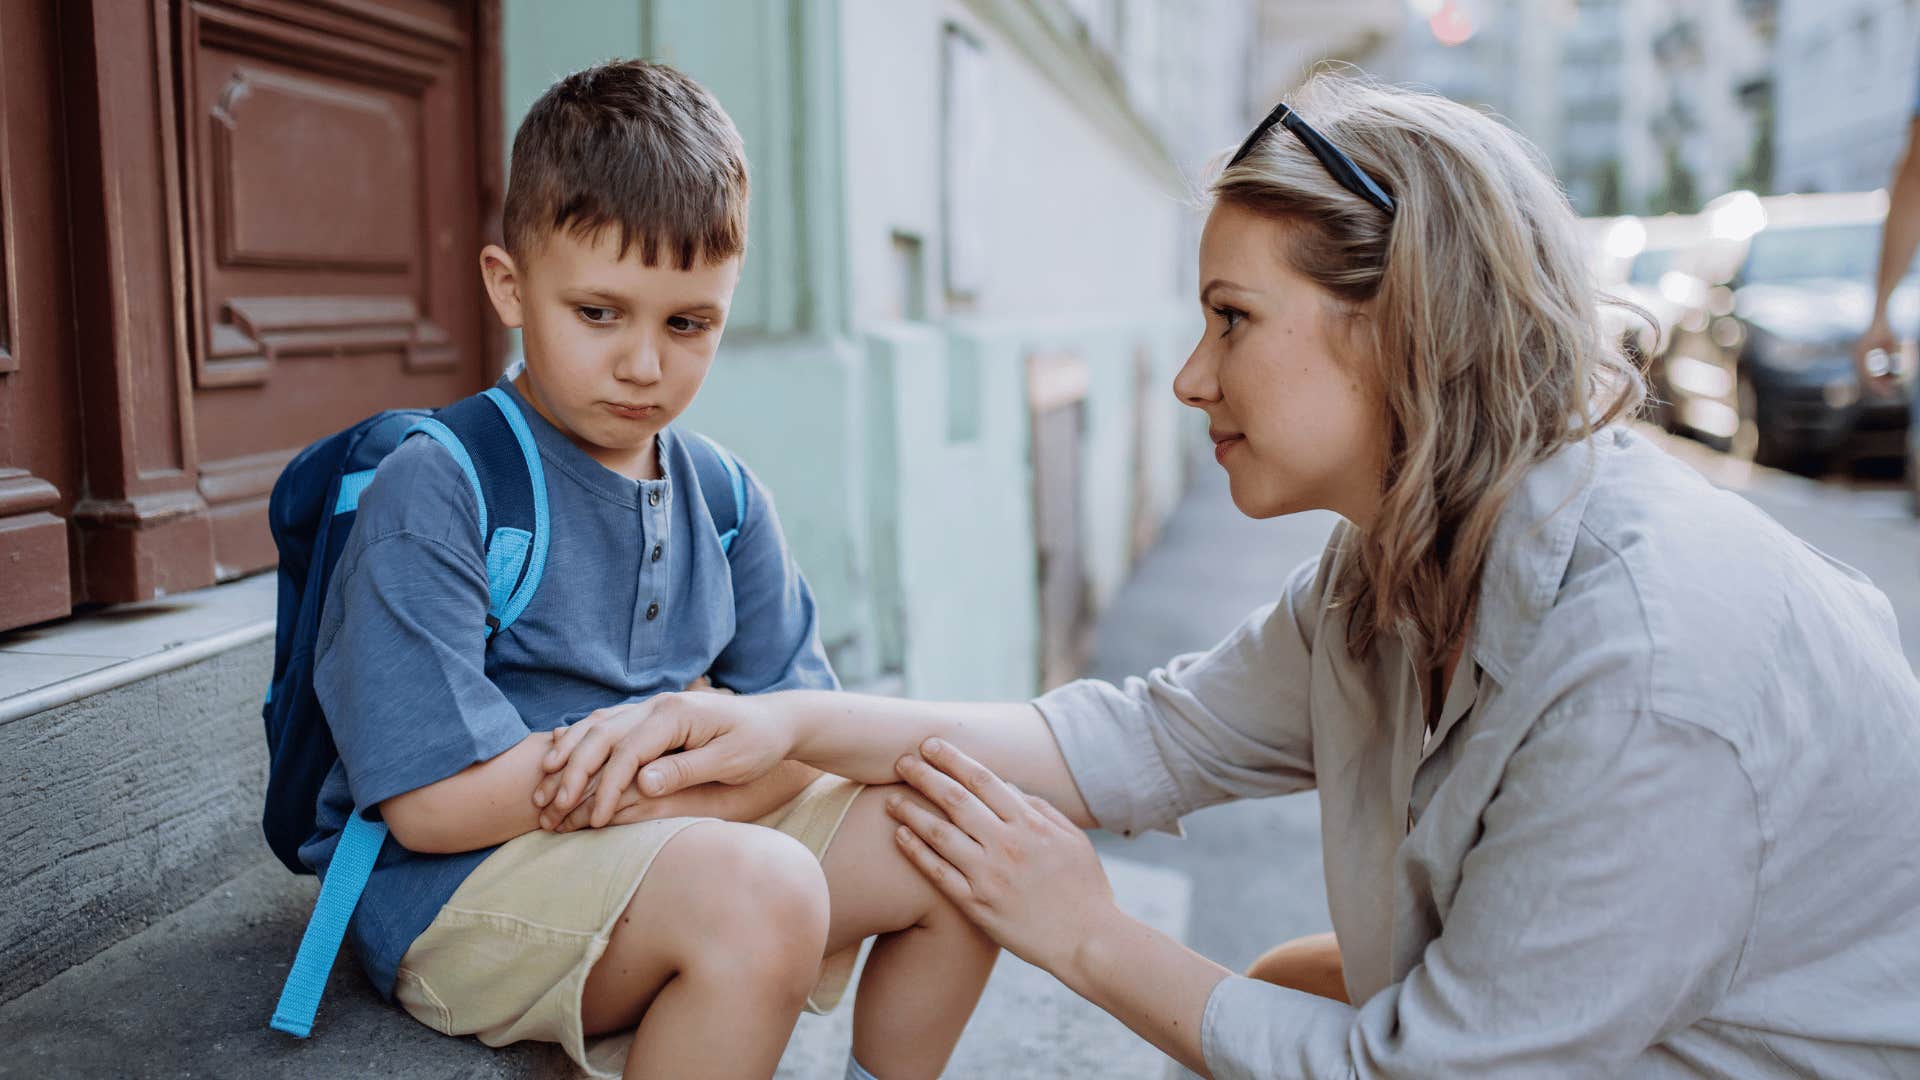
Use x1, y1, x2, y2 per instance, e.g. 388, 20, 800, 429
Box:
533, 689, 795, 829
886, 737, 1120, 976
541, 775, 666, 832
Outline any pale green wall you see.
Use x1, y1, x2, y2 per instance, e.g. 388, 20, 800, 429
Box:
500, 0, 1199, 695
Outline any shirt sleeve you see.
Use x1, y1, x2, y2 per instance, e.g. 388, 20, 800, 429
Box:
708, 458, 839, 694
1198, 708, 1761, 1080
312, 437, 529, 811
1030, 553, 1327, 838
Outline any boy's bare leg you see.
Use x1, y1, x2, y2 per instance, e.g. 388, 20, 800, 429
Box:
580, 820, 831, 1079
822, 784, 1000, 1080
1244, 931, 1348, 1004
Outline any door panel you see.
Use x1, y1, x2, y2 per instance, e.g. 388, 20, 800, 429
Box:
1028, 351, 1091, 693
0, 0, 81, 631
178, 0, 490, 578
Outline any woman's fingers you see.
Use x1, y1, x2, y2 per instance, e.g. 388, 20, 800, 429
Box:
543, 715, 597, 772
918, 738, 1031, 823
893, 823, 976, 909
1026, 792, 1077, 832
544, 721, 627, 817
540, 774, 601, 831
591, 734, 662, 827
888, 793, 988, 876
894, 751, 1009, 840
556, 782, 639, 832
534, 716, 600, 809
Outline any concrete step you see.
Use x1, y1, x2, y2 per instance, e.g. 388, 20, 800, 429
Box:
0, 856, 564, 1078
0, 850, 1189, 1078
0, 635, 276, 1005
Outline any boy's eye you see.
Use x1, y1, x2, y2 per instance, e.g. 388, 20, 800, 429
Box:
1210, 305, 1245, 337
667, 315, 713, 335
577, 305, 618, 325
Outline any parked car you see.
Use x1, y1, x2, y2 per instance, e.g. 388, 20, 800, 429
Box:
1586, 213, 1709, 430
1658, 190, 1917, 474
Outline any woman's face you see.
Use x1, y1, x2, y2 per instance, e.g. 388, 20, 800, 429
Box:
1175, 200, 1387, 527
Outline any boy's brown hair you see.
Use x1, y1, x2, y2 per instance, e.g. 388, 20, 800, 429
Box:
503, 59, 749, 269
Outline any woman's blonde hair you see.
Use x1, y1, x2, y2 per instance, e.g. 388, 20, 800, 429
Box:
1212, 70, 1645, 666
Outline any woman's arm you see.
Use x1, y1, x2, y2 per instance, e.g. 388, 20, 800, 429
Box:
537, 544, 1337, 833
385, 730, 822, 853
1059, 907, 1230, 1078
534, 692, 1094, 831
784, 693, 1095, 827
878, 739, 1226, 1076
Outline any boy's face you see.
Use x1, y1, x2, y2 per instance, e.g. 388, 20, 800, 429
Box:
479, 226, 741, 478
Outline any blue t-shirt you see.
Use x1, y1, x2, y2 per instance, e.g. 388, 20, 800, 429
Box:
304, 376, 837, 997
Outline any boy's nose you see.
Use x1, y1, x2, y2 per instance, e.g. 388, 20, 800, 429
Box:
615, 336, 663, 384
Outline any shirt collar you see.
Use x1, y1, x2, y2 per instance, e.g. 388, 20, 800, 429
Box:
1468, 426, 1625, 684
494, 375, 677, 509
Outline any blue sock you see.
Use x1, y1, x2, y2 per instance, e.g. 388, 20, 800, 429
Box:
845, 1055, 880, 1080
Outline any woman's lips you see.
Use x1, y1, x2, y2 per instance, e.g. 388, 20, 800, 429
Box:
605, 402, 660, 421
1212, 434, 1245, 464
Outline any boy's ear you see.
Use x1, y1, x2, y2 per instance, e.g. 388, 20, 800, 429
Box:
479, 244, 525, 329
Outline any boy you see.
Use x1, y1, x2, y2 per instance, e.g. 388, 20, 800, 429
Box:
307, 60, 995, 1079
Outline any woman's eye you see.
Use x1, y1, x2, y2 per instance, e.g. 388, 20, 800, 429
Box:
1211, 305, 1244, 337
577, 305, 617, 325
667, 315, 712, 335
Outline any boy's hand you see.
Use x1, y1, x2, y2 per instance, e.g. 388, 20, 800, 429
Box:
533, 691, 795, 829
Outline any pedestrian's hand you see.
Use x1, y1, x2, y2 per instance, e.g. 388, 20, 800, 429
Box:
685, 675, 734, 695
887, 738, 1117, 975
533, 691, 793, 829
1854, 317, 1903, 400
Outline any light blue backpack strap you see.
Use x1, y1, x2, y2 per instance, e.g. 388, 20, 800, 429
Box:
478, 387, 550, 633
695, 433, 747, 553
270, 812, 387, 1037
402, 419, 488, 540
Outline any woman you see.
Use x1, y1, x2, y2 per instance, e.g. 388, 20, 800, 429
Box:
534, 73, 1920, 1078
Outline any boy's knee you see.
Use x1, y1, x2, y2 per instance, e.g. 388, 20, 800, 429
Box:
664, 822, 829, 983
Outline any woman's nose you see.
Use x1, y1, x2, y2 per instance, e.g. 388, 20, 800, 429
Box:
1172, 342, 1220, 408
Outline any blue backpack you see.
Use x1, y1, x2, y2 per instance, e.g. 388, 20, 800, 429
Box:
259, 385, 745, 1037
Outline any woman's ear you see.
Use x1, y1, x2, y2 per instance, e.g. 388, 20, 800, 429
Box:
479, 244, 526, 329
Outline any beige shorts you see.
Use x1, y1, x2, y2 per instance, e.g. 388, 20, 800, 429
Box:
392, 774, 865, 1079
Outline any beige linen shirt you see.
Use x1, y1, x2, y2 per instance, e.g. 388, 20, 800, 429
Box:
1037, 426, 1920, 1078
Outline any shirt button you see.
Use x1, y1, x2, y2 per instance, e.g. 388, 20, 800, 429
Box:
647, 490, 661, 507
651, 544, 663, 563
646, 601, 660, 620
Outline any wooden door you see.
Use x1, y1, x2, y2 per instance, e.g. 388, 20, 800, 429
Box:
0, 1, 83, 629
0, 0, 499, 632
177, 0, 497, 579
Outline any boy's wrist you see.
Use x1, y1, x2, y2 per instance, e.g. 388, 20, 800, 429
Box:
780, 693, 819, 764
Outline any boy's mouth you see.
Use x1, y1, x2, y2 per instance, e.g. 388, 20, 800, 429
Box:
604, 402, 661, 421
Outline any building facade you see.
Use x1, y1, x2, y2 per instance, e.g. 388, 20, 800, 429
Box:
5, 0, 1361, 701
1367, 0, 1776, 217
1773, 0, 1919, 195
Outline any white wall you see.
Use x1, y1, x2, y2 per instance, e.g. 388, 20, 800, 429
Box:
838, 0, 1197, 329
1775, 0, 1918, 195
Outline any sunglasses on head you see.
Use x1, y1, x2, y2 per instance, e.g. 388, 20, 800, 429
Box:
1227, 102, 1396, 216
